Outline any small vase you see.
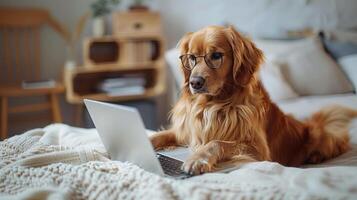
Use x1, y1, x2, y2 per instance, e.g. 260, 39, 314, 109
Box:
65, 60, 76, 70
92, 17, 105, 37
65, 45, 76, 70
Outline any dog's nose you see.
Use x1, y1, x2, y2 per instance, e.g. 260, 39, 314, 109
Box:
190, 76, 205, 90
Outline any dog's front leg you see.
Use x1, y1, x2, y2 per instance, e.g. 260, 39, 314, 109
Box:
149, 130, 178, 150
182, 140, 256, 175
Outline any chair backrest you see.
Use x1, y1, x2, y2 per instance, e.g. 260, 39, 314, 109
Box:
0, 7, 69, 85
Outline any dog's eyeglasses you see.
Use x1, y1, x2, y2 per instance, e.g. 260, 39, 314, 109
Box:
179, 52, 224, 70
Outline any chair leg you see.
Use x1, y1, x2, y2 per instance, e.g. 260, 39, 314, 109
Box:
1, 97, 8, 140
49, 93, 62, 123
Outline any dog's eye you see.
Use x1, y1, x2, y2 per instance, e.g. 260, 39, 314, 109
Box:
188, 55, 196, 61
210, 52, 223, 60
206, 52, 224, 69
188, 55, 196, 68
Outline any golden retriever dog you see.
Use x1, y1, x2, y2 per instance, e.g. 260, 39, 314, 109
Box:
150, 25, 357, 175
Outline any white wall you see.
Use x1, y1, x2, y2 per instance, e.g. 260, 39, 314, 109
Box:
157, 0, 357, 47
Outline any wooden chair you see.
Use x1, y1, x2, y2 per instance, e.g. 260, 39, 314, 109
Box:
0, 7, 70, 139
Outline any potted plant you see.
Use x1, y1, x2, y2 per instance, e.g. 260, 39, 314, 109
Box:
91, 0, 120, 36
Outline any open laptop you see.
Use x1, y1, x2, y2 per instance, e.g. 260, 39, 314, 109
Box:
84, 99, 239, 179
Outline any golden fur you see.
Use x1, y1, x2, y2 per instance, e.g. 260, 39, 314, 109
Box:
150, 26, 356, 175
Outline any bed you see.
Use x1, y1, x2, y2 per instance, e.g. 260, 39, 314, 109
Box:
1, 109, 357, 199
1, 92, 357, 199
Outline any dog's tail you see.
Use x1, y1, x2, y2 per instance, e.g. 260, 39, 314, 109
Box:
305, 105, 357, 164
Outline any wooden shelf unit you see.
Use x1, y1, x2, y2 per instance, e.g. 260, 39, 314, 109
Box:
65, 10, 166, 109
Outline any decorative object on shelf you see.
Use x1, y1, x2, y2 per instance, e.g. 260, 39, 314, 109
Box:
65, 12, 90, 69
129, 0, 150, 11
90, 0, 121, 36
92, 17, 105, 37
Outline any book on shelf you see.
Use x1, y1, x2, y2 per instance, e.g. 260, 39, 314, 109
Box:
97, 75, 146, 97
22, 79, 56, 89
98, 77, 145, 89
106, 85, 145, 97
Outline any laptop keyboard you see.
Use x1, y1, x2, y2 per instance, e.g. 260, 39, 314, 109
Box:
157, 153, 189, 178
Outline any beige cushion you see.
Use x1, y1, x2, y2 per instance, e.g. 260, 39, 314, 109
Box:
255, 38, 353, 96
254, 39, 297, 60
259, 61, 298, 102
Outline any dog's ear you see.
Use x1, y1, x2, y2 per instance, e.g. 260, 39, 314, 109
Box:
225, 26, 263, 87
177, 32, 193, 84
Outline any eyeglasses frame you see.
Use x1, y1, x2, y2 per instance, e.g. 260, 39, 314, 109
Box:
179, 52, 225, 70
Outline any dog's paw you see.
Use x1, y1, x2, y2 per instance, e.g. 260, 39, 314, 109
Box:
182, 157, 214, 175
149, 136, 162, 150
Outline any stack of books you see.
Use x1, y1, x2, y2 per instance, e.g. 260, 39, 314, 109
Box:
97, 75, 146, 97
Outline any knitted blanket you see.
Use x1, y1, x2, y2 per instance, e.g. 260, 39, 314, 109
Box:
1, 124, 357, 200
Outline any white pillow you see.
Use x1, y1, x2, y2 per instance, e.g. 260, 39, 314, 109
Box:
338, 55, 357, 92
165, 48, 183, 87
255, 38, 353, 95
259, 61, 299, 102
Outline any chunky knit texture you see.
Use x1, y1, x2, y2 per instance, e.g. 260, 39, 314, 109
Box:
1, 124, 357, 200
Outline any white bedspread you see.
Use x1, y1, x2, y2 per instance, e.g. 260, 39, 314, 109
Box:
1, 94, 357, 199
